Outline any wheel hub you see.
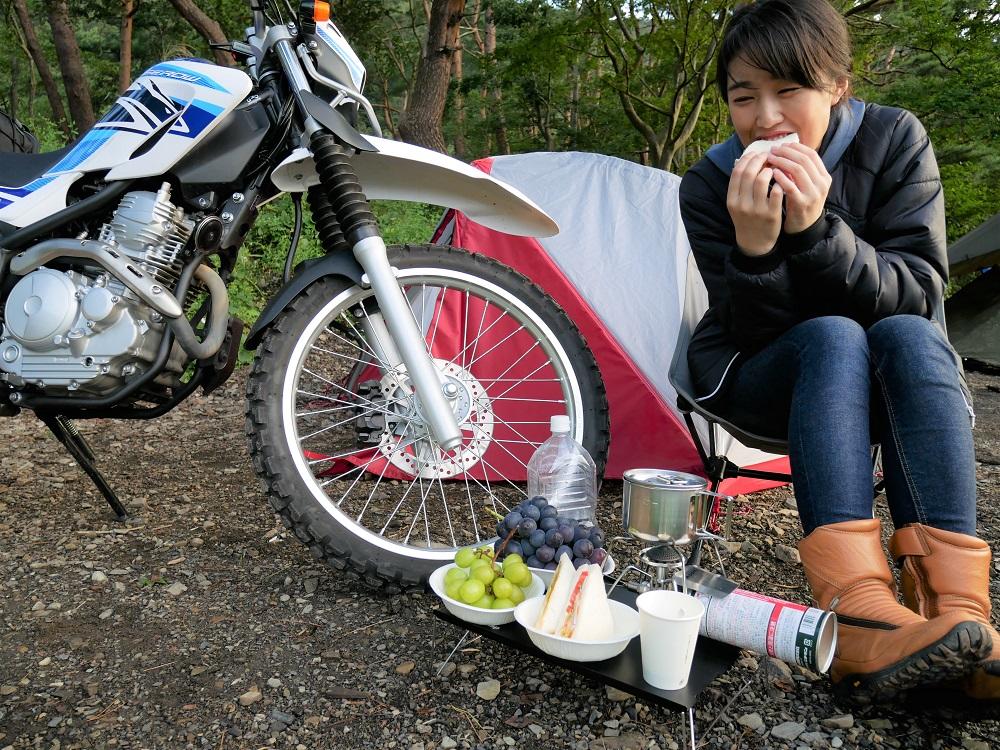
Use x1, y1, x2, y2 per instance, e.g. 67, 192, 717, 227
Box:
377, 358, 493, 478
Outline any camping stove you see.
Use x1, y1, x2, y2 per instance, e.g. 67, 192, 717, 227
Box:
607, 531, 732, 597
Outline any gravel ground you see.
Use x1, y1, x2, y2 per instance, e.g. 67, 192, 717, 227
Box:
1, 370, 998, 750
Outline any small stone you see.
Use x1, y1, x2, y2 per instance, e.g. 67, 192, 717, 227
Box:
270, 709, 296, 725
737, 713, 764, 732
440, 738, 458, 749
799, 732, 827, 746
770, 721, 806, 742
740, 541, 761, 556
91, 571, 108, 583
304, 579, 319, 594
0, 686, 16, 696
267, 677, 282, 689
238, 686, 262, 706
165, 582, 187, 597
962, 740, 989, 750
99, 608, 113, 620
301, 604, 313, 615
821, 715, 854, 730
832, 737, 843, 749
775, 544, 801, 564
766, 657, 795, 691
31, 601, 45, 611
503, 738, 516, 747
458, 664, 476, 676
865, 719, 893, 730
604, 720, 620, 729
605, 686, 633, 701
784, 496, 798, 510
408, 744, 424, 750
38, 657, 51, 667
476, 679, 501, 700
437, 662, 456, 678
395, 661, 416, 675
528, 724, 543, 737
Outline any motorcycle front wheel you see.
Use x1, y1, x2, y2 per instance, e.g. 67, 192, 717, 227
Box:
246, 244, 608, 590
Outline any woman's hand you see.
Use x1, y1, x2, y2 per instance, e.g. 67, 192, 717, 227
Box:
727, 151, 784, 257
767, 143, 832, 234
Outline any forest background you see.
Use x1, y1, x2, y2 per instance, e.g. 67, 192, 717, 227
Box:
1, 0, 998, 327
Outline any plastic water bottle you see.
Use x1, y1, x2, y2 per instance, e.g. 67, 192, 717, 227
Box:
526, 415, 597, 525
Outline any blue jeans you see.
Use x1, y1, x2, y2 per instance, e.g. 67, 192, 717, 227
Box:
715, 315, 977, 535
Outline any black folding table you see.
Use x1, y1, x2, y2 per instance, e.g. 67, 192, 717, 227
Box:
433, 584, 740, 748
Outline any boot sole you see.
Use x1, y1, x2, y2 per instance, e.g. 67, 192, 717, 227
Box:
835, 621, 992, 705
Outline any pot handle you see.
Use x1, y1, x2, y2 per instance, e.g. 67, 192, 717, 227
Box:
699, 489, 735, 540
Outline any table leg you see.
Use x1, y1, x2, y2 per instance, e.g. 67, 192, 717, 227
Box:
687, 707, 697, 750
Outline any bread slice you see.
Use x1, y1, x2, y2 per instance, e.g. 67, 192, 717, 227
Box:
534, 553, 576, 634
556, 564, 614, 641
737, 132, 799, 161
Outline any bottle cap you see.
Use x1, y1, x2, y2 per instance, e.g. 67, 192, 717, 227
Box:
550, 414, 570, 433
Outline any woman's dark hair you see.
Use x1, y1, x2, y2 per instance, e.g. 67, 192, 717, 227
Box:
717, 0, 852, 101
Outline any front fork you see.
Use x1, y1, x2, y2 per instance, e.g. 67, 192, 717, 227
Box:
352, 238, 462, 450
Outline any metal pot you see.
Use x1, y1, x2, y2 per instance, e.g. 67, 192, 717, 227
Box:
622, 469, 729, 546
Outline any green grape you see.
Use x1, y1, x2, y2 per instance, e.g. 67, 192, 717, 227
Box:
444, 567, 468, 585
469, 557, 491, 571
472, 593, 495, 609
459, 579, 486, 604
502, 553, 524, 569
509, 586, 525, 605
492, 598, 515, 609
492, 577, 514, 600
478, 545, 495, 558
444, 580, 463, 600
505, 563, 531, 588
454, 548, 476, 568
471, 565, 496, 585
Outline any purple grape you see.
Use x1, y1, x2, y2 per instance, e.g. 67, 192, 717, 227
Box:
557, 524, 574, 543
518, 518, 537, 537
573, 557, 589, 569
556, 545, 573, 563
539, 505, 558, 519
520, 541, 536, 559
529, 496, 548, 509
504, 512, 523, 531
573, 525, 590, 543
573, 538, 594, 559
544, 561, 558, 570
539, 517, 558, 532
494, 538, 504, 555
535, 545, 555, 564
525, 555, 542, 568
589, 528, 606, 549
521, 505, 541, 521
544, 529, 564, 548
506, 541, 524, 558
528, 529, 546, 549
590, 548, 608, 566
495, 521, 507, 538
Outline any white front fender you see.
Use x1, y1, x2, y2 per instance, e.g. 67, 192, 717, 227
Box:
270, 136, 559, 238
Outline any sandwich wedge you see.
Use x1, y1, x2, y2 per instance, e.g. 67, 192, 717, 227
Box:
555, 564, 614, 641
736, 132, 799, 162
535, 553, 576, 634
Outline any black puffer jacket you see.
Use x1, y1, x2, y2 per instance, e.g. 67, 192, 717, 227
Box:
679, 102, 949, 406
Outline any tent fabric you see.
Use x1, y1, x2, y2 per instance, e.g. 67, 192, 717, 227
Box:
945, 267, 1000, 369
948, 212, 1000, 276
437, 151, 790, 495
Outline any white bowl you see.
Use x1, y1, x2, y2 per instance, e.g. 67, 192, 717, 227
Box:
531, 553, 616, 588
513, 596, 640, 662
430, 563, 546, 626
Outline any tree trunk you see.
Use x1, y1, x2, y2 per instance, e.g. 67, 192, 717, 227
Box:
451, 45, 466, 160
9, 52, 19, 121
484, 5, 509, 155
119, 0, 136, 92
398, 0, 465, 153
10, 0, 71, 138
166, 0, 232, 67
47, 0, 95, 133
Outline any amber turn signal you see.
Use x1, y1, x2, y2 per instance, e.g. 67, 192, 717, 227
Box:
313, 0, 330, 22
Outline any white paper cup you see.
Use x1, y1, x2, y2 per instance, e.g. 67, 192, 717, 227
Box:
636, 589, 705, 690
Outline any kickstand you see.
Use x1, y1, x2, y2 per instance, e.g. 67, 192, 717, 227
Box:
38, 413, 128, 520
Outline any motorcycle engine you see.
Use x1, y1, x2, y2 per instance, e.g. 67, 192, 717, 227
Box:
0, 184, 193, 396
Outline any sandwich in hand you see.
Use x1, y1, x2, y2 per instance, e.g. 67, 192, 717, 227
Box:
736, 132, 799, 163
534, 554, 614, 640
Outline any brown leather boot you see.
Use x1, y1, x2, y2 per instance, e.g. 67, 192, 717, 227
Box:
889, 523, 1000, 701
798, 518, 991, 703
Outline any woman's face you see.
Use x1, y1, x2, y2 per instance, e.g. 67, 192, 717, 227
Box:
725, 57, 849, 151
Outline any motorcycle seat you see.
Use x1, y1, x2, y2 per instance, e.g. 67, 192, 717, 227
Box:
0, 146, 72, 188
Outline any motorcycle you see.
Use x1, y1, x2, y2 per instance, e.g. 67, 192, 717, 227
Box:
0, 0, 608, 589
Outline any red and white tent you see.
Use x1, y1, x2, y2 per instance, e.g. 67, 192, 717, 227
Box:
434, 151, 789, 495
